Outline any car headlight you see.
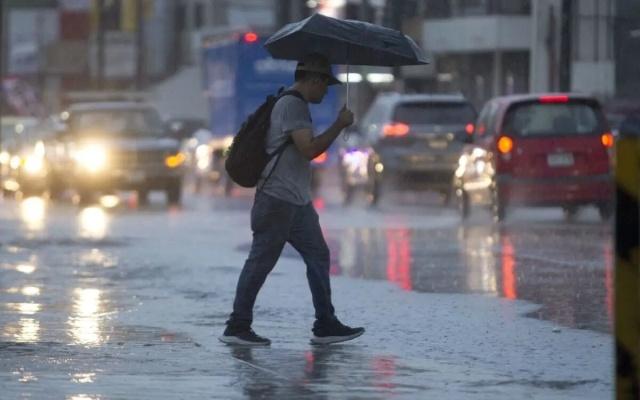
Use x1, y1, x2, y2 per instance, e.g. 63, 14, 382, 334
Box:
165, 152, 186, 168
23, 155, 45, 175
10, 155, 22, 170
73, 144, 108, 172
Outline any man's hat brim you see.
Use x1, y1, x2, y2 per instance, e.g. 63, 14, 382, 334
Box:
295, 65, 342, 86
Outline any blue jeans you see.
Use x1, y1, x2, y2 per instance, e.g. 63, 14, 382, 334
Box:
227, 192, 336, 330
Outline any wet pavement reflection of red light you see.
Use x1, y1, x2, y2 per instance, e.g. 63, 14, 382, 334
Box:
501, 236, 518, 300
386, 229, 412, 291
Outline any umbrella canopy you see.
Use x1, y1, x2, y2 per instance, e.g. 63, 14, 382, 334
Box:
264, 13, 429, 67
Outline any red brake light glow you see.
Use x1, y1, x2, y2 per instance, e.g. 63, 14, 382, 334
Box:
465, 123, 475, 135
539, 95, 569, 103
243, 32, 258, 43
313, 152, 328, 164
497, 136, 514, 154
383, 122, 410, 137
601, 132, 614, 148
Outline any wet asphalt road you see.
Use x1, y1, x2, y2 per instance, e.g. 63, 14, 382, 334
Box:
0, 182, 613, 399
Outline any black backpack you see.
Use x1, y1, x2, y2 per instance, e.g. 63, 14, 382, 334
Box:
225, 88, 304, 188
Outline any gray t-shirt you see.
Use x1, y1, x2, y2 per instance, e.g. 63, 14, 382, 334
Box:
259, 93, 313, 205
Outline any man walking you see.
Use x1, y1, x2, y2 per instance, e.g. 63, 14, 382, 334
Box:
220, 53, 365, 346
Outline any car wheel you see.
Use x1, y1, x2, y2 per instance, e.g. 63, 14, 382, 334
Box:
343, 184, 355, 205
597, 202, 613, 221
368, 177, 381, 207
223, 175, 234, 197
47, 174, 65, 201
49, 184, 65, 201
491, 189, 506, 222
166, 181, 182, 205
77, 189, 96, 206
458, 188, 470, 220
2, 188, 13, 198
193, 175, 203, 194
137, 189, 149, 205
442, 184, 455, 207
562, 206, 578, 221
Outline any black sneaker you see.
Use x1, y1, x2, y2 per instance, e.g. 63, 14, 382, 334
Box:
219, 327, 271, 346
311, 320, 365, 345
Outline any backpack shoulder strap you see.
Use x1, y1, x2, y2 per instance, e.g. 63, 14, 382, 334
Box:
257, 89, 305, 192
257, 138, 292, 193
279, 89, 305, 101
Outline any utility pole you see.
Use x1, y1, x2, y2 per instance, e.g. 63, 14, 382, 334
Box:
135, 0, 145, 90
96, 0, 105, 89
559, 0, 572, 92
384, 0, 414, 91
277, 0, 292, 26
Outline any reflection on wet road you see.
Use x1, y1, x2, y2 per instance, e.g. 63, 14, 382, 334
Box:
0, 194, 612, 398
326, 221, 612, 333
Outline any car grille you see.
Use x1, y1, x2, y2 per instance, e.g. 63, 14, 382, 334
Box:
110, 150, 166, 167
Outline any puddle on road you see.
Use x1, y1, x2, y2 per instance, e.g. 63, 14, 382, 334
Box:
3, 237, 129, 250
1, 324, 196, 353
227, 345, 431, 398
321, 224, 612, 333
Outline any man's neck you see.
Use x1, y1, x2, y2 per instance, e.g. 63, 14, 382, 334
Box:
291, 82, 311, 103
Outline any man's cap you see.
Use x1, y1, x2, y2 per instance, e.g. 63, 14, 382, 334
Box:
296, 53, 341, 86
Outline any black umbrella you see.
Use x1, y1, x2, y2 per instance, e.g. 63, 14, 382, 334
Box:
265, 13, 428, 112
264, 13, 429, 67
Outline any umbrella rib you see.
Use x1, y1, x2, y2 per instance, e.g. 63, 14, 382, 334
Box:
283, 32, 416, 65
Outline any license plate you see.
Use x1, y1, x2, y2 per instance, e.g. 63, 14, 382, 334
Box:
127, 171, 145, 183
428, 140, 448, 149
547, 153, 574, 167
406, 154, 435, 163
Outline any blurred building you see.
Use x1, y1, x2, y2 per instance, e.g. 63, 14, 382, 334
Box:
2, 0, 637, 115
1, 0, 59, 115
417, 0, 633, 108
615, 0, 640, 100
0, 0, 279, 115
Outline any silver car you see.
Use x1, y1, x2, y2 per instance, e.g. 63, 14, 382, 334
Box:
339, 93, 477, 205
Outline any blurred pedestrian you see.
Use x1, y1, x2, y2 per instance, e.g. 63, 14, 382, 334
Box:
220, 53, 365, 346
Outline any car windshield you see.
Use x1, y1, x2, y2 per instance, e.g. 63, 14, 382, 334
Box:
393, 102, 476, 125
69, 109, 165, 136
1, 119, 39, 150
504, 102, 602, 136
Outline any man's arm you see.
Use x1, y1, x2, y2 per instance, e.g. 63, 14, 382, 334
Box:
291, 106, 354, 160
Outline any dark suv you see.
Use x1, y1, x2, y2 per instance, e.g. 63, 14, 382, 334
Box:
51, 102, 185, 205
339, 93, 477, 205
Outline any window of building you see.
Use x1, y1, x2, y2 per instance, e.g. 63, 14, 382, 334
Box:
423, 0, 451, 18
457, 0, 489, 17
424, 0, 530, 18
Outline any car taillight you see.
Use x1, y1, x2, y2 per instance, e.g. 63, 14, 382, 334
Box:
313, 152, 328, 164
497, 136, 514, 154
243, 32, 258, 43
601, 132, 614, 148
539, 95, 569, 103
465, 123, 475, 135
383, 122, 410, 137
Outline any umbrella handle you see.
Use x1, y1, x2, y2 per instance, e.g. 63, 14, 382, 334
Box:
344, 63, 350, 141
346, 63, 350, 109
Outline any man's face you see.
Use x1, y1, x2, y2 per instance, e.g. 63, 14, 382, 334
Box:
308, 77, 329, 104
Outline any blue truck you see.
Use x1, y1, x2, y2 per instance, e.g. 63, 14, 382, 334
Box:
200, 29, 339, 195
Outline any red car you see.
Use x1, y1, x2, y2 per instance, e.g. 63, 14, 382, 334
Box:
454, 93, 614, 221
